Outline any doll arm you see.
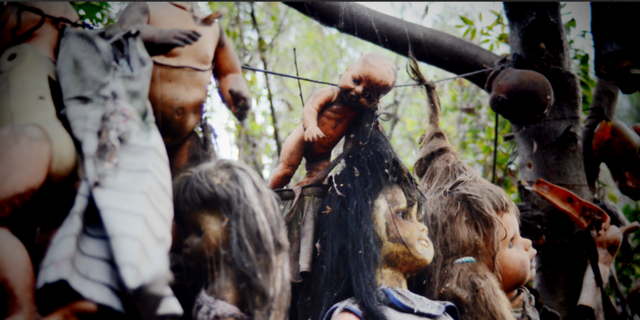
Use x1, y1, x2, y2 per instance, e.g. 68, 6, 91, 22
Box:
577, 223, 639, 308
213, 24, 251, 122
117, 3, 201, 56
302, 87, 339, 142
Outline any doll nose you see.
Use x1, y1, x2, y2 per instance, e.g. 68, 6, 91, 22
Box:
524, 237, 533, 251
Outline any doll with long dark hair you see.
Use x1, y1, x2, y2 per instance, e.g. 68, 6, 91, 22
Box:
307, 105, 458, 320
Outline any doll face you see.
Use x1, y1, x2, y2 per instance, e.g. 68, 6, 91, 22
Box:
339, 55, 395, 110
182, 209, 230, 265
373, 185, 434, 276
496, 210, 537, 296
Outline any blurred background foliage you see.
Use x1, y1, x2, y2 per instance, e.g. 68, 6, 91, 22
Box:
73, 1, 640, 296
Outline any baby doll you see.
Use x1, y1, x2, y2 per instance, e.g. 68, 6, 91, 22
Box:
409, 57, 631, 320
305, 107, 458, 320
269, 53, 397, 189
172, 160, 290, 320
118, 2, 251, 175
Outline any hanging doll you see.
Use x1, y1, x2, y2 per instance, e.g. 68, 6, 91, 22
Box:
304, 106, 458, 320
36, 22, 182, 319
269, 53, 396, 189
409, 56, 633, 320
171, 160, 290, 320
117, 2, 251, 175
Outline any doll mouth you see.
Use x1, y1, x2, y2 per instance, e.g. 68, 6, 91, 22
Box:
419, 239, 431, 248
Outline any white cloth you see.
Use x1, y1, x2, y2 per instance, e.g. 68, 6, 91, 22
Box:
36, 25, 182, 319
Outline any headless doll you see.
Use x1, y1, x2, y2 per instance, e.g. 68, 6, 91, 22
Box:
269, 53, 396, 189
118, 2, 251, 175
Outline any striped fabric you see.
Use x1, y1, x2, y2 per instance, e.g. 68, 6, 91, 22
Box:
36, 25, 182, 318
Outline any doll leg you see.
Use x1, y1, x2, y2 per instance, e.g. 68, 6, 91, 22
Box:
269, 125, 306, 189
296, 156, 331, 187
0, 227, 38, 320
0, 125, 52, 217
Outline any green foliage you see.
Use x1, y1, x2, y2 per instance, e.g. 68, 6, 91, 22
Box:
615, 203, 640, 294
71, 2, 116, 27
457, 9, 508, 52
562, 12, 596, 114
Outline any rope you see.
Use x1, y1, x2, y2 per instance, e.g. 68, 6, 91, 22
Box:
241, 65, 502, 88
8, 3, 94, 30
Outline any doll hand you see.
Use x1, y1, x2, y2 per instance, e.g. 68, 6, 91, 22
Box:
304, 126, 326, 142
158, 28, 201, 47
228, 87, 251, 121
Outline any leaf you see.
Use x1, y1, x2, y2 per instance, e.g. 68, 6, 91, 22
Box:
463, 27, 470, 38
489, 43, 494, 51
422, 4, 429, 20
459, 15, 473, 25
490, 9, 500, 17
470, 28, 476, 41
481, 39, 490, 44
479, 12, 482, 22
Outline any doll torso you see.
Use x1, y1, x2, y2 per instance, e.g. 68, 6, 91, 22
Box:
146, 2, 219, 148
305, 97, 358, 159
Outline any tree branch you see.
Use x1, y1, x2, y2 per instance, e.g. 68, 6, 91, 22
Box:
250, 3, 282, 156
283, 2, 499, 91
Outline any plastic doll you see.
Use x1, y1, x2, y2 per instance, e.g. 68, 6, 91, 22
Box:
409, 57, 634, 320
172, 160, 290, 320
269, 53, 396, 189
117, 2, 252, 175
305, 107, 458, 320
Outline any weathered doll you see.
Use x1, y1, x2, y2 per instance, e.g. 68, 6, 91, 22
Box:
172, 160, 290, 320
306, 107, 458, 320
409, 58, 631, 320
0, 3, 98, 320
117, 2, 251, 175
269, 53, 397, 189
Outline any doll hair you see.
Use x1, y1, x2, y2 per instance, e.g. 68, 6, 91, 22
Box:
309, 105, 425, 320
407, 56, 515, 320
173, 160, 290, 320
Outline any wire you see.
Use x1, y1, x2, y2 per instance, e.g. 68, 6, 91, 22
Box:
242, 64, 502, 88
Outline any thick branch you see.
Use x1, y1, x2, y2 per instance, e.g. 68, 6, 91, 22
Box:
283, 2, 499, 90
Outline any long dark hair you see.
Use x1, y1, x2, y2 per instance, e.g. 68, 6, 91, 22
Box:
173, 160, 290, 320
309, 107, 424, 320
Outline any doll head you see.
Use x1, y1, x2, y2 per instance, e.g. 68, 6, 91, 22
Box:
309, 106, 425, 320
496, 209, 536, 297
338, 53, 397, 110
416, 129, 526, 319
374, 184, 434, 278
173, 160, 290, 320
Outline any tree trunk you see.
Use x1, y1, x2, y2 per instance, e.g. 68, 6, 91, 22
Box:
504, 3, 591, 318
283, 2, 499, 90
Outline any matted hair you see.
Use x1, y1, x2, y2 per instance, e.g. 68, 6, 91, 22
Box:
173, 160, 290, 320
309, 106, 424, 320
408, 56, 515, 320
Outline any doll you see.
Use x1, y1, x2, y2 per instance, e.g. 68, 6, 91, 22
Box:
269, 53, 396, 189
117, 2, 251, 175
305, 106, 458, 320
172, 160, 290, 320
409, 56, 633, 320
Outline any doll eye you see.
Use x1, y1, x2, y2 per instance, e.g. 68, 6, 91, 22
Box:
508, 239, 514, 249
396, 209, 409, 220
352, 78, 360, 85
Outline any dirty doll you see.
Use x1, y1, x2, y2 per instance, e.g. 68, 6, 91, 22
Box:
269, 53, 396, 189
409, 57, 632, 320
118, 2, 251, 175
172, 160, 290, 320
304, 107, 458, 320
0, 3, 97, 320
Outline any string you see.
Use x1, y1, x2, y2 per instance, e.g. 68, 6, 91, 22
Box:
241, 65, 503, 88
